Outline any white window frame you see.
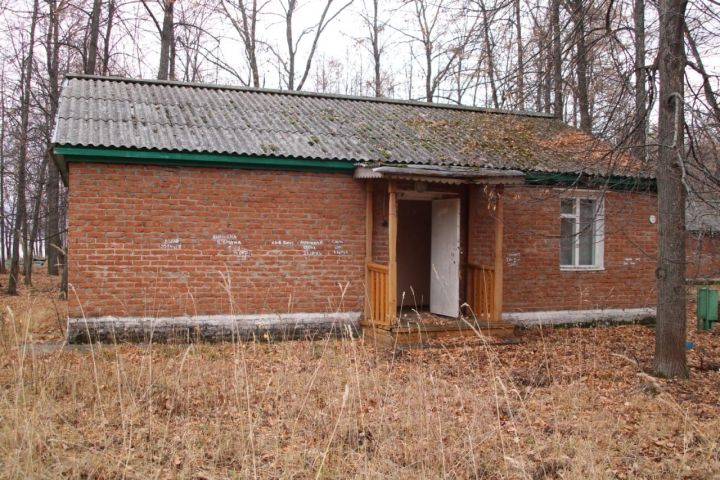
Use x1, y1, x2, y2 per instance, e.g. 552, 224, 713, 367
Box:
559, 192, 605, 271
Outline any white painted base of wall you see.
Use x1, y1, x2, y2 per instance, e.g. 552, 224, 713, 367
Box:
67, 312, 361, 343
503, 307, 656, 327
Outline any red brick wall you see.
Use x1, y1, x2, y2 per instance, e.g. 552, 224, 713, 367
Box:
68, 163, 366, 318
468, 185, 496, 267
69, 164, 663, 319
498, 186, 658, 312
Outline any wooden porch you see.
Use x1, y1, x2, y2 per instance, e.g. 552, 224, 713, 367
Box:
360, 177, 517, 348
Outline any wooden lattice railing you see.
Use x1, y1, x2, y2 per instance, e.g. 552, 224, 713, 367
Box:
367, 262, 390, 324
467, 264, 496, 321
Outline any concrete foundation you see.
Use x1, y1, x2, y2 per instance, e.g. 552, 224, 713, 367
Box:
67, 312, 361, 343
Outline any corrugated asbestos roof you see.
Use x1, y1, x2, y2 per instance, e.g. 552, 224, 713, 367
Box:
54, 75, 650, 178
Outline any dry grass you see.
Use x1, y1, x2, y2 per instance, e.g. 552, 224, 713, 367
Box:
1, 271, 719, 479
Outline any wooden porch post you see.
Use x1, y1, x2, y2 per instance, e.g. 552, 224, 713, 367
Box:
364, 182, 373, 323
388, 180, 398, 324
493, 186, 504, 322
466, 186, 475, 309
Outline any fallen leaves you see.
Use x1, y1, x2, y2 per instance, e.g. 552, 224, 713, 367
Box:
1, 272, 720, 477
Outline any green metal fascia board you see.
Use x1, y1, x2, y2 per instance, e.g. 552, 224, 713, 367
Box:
54, 147, 356, 173
525, 171, 657, 192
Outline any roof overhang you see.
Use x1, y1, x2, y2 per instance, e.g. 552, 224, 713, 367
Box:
354, 164, 526, 185
53, 146, 357, 187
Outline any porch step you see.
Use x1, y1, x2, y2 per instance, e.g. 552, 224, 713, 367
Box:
362, 320, 517, 349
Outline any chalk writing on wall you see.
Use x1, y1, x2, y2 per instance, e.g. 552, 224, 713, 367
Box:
213, 234, 251, 260
161, 238, 182, 250
332, 240, 348, 256
299, 240, 323, 257
506, 252, 520, 267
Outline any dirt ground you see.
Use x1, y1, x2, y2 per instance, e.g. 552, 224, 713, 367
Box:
0, 270, 719, 479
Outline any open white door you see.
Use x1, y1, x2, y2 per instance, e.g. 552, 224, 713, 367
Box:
430, 198, 460, 317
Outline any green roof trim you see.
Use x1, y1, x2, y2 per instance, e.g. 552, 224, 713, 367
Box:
525, 171, 657, 192
54, 146, 357, 173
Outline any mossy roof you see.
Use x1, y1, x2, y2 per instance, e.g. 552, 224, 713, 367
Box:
54, 75, 650, 179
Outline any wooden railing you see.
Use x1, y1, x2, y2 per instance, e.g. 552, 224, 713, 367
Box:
467, 264, 495, 322
367, 262, 390, 324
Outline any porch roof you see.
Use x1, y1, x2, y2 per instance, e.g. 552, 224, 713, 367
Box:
354, 164, 525, 185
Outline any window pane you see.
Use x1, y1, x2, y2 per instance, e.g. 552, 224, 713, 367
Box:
561, 199, 575, 215
579, 199, 596, 265
579, 199, 596, 223
560, 217, 575, 265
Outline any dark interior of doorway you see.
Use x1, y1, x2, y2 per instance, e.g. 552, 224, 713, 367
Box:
396, 200, 432, 314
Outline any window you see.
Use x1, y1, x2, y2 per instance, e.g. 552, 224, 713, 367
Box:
560, 195, 604, 269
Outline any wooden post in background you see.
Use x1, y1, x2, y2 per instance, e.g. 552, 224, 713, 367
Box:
493, 186, 504, 322
466, 186, 475, 311
364, 182, 373, 323
388, 180, 398, 324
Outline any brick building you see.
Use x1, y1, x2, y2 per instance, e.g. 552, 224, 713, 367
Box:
53, 75, 661, 342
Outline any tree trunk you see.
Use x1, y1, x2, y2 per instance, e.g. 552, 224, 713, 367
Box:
169, 28, 176, 80
285, 0, 296, 90
538, 43, 553, 113
101, 0, 116, 75
25, 156, 49, 284
46, 162, 60, 275
551, 0, 563, 119
424, 41, 432, 102
372, 0, 382, 97
8, 0, 40, 294
481, 2, 499, 109
514, 0, 524, 110
654, 0, 688, 379
46, 0, 61, 276
572, 0, 591, 132
542, 39, 551, 113
85, 0, 102, 74
157, 0, 175, 80
246, 0, 260, 87
632, 0, 647, 160
0, 69, 6, 274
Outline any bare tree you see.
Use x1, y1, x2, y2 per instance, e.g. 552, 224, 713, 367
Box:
399, 0, 479, 103
273, 0, 353, 91
684, 24, 720, 124
631, 0, 647, 160
24, 156, 49, 283
85, 0, 103, 74
0, 68, 6, 275
358, 0, 386, 97
478, 0, 499, 108
101, 0, 116, 75
514, 0, 524, 109
44, 0, 62, 277
8, 0, 40, 294
143, 0, 176, 80
569, 0, 591, 132
220, 0, 266, 87
654, 0, 689, 379
551, 0, 562, 118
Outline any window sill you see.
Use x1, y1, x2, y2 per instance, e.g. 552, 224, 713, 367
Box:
560, 265, 605, 272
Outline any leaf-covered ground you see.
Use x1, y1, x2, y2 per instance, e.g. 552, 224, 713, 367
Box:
0, 271, 718, 479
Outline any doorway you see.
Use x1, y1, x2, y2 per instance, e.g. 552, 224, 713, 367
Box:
396, 196, 461, 318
